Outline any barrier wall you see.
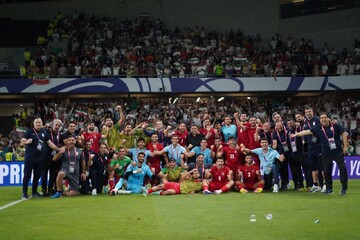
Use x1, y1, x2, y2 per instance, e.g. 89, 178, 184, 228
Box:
1, 156, 359, 186
1, 76, 360, 94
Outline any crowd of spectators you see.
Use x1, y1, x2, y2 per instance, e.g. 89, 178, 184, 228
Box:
22, 11, 360, 78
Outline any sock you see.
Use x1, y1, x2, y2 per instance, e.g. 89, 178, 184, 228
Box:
148, 189, 154, 194
109, 179, 115, 189
220, 186, 229, 193
160, 191, 163, 195
203, 185, 209, 191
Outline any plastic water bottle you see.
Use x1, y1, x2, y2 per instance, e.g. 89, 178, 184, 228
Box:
266, 214, 273, 220
250, 214, 256, 222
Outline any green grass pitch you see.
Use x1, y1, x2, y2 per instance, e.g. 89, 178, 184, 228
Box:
0, 180, 359, 240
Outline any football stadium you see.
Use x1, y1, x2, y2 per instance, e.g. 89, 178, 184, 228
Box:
0, 0, 360, 239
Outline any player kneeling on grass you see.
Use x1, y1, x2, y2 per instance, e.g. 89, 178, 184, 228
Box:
143, 168, 203, 195
51, 135, 86, 198
202, 156, 234, 195
110, 152, 155, 195
235, 154, 265, 193
241, 138, 285, 193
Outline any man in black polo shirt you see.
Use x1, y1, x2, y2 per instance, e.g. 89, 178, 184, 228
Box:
293, 113, 348, 195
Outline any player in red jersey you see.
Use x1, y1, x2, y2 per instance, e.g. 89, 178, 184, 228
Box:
234, 112, 250, 147
236, 116, 261, 165
235, 154, 265, 193
173, 123, 188, 147
202, 156, 234, 194
199, 118, 216, 148
218, 136, 241, 176
82, 121, 103, 153
211, 137, 223, 162
146, 133, 165, 186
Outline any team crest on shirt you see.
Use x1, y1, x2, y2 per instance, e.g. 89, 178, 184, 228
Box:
42, 133, 44, 137
222, 172, 225, 176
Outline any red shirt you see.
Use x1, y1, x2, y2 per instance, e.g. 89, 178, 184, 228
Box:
221, 146, 241, 168
246, 125, 261, 149
210, 166, 230, 183
146, 142, 164, 167
237, 122, 250, 147
174, 130, 188, 147
239, 164, 260, 185
82, 132, 102, 153
199, 127, 216, 147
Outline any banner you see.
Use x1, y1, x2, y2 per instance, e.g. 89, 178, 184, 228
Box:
1, 156, 360, 186
1, 76, 360, 94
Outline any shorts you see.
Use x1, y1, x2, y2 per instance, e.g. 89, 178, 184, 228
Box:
209, 181, 228, 192
164, 182, 181, 194
244, 182, 257, 190
61, 167, 79, 192
308, 149, 323, 171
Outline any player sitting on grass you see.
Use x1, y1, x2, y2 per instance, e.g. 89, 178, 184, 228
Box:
202, 156, 234, 195
235, 154, 265, 193
142, 168, 202, 195
110, 152, 154, 195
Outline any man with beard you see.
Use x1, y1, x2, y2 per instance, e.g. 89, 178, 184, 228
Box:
146, 133, 165, 186
187, 153, 212, 180
235, 154, 265, 193
41, 119, 62, 196
234, 112, 250, 147
88, 142, 110, 195
174, 123, 188, 147
51, 135, 86, 198
202, 156, 234, 195
21, 118, 60, 199
303, 106, 325, 193
295, 112, 313, 190
82, 121, 103, 153
286, 119, 305, 190
79, 140, 94, 194
272, 121, 290, 190
199, 118, 216, 148
142, 168, 202, 195
110, 152, 155, 195
104, 105, 125, 151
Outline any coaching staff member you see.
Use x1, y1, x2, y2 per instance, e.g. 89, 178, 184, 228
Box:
292, 113, 348, 195
21, 118, 60, 199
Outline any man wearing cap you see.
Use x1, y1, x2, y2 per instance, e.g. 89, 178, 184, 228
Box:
292, 113, 348, 195
51, 135, 86, 198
